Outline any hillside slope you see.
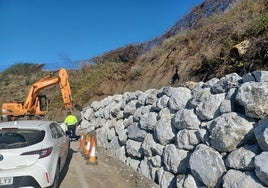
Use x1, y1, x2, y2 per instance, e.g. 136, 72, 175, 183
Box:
78, 0, 267, 105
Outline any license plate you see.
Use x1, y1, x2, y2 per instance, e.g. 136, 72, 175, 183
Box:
0, 177, 13, 185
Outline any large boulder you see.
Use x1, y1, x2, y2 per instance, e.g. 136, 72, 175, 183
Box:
163, 144, 189, 174
236, 82, 268, 119
141, 134, 164, 157
157, 168, 176, 188
208, 112, 255, 152
176, 174, 203, 188
168, 87, 192, 112
154, 108, 175, 145
176, 129, 205, 150
225, 144, 261, 170
254, 152, 268, 186
222, 169, 265, 188
127, 122, 147, 142
211, 73, 242, 94
172, 109, 201, 130
189, 144, 226, 187
254, 118, 268, 151
125, 139, 143, 159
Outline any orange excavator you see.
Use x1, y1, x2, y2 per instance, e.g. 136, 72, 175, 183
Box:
1, 68, 73, 121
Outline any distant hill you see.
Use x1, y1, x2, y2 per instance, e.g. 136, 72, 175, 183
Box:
0, 0, 267, 122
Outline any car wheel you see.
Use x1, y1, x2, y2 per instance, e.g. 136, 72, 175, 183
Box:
51, 162, 60, 188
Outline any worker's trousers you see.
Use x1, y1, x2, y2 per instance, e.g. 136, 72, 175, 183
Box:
67, 125, 77, 140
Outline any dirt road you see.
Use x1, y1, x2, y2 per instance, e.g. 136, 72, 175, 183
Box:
59, 141, 159, 188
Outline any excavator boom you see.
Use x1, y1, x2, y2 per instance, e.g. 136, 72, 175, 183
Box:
58, 68, 73, 109
1, 68, 73, 120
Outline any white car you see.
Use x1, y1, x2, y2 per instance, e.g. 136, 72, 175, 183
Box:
0, 120, 70, 188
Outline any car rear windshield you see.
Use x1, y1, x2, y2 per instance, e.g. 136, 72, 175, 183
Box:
0, 129, 45, 149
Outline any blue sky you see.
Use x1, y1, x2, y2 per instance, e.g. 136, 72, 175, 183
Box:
0, 0, 204, 71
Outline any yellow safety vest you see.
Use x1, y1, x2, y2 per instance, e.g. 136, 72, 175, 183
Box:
64, 115, 78, 126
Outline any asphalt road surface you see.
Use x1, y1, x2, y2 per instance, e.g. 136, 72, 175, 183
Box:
59, 141, 159, 188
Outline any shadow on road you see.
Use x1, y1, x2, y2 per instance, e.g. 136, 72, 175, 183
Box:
59, 147, 78, 185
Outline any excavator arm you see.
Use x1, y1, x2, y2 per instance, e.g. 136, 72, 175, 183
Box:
58, 68, 73, 110
1, 68, 73, 119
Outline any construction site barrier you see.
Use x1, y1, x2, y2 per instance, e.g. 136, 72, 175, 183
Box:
83, 134, 91, 158
79, 131, 98, 165
86, 135, 98, 165
78, 133, 86, 152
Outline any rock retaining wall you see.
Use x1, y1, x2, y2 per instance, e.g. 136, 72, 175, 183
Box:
77, 71, 268, 188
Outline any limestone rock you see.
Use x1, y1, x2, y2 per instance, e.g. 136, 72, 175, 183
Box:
236, 82, 268, 119
176, 129, 203, 150
208, 112, 254, 152
168, 87, 192, 112
172, 109, 201, 130
189, 144, 226, 187
163, 144, 189, 174
126, 139, 143, 159
222, 169, 265, 188
254, 118, 268, 151
195, 92, 225, 120
157, 168, 176, 188
127, 122, 147, 142
254, 152, 268, 186
226, 144, 261, 170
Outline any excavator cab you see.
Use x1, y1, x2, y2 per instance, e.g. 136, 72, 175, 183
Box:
38, 95, 49, 112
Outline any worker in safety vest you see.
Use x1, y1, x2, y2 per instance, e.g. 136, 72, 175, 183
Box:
64, 111, 78, 141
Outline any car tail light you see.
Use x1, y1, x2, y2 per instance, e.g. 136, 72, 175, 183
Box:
21, 147, 53, 159
45, 172, 50, 184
